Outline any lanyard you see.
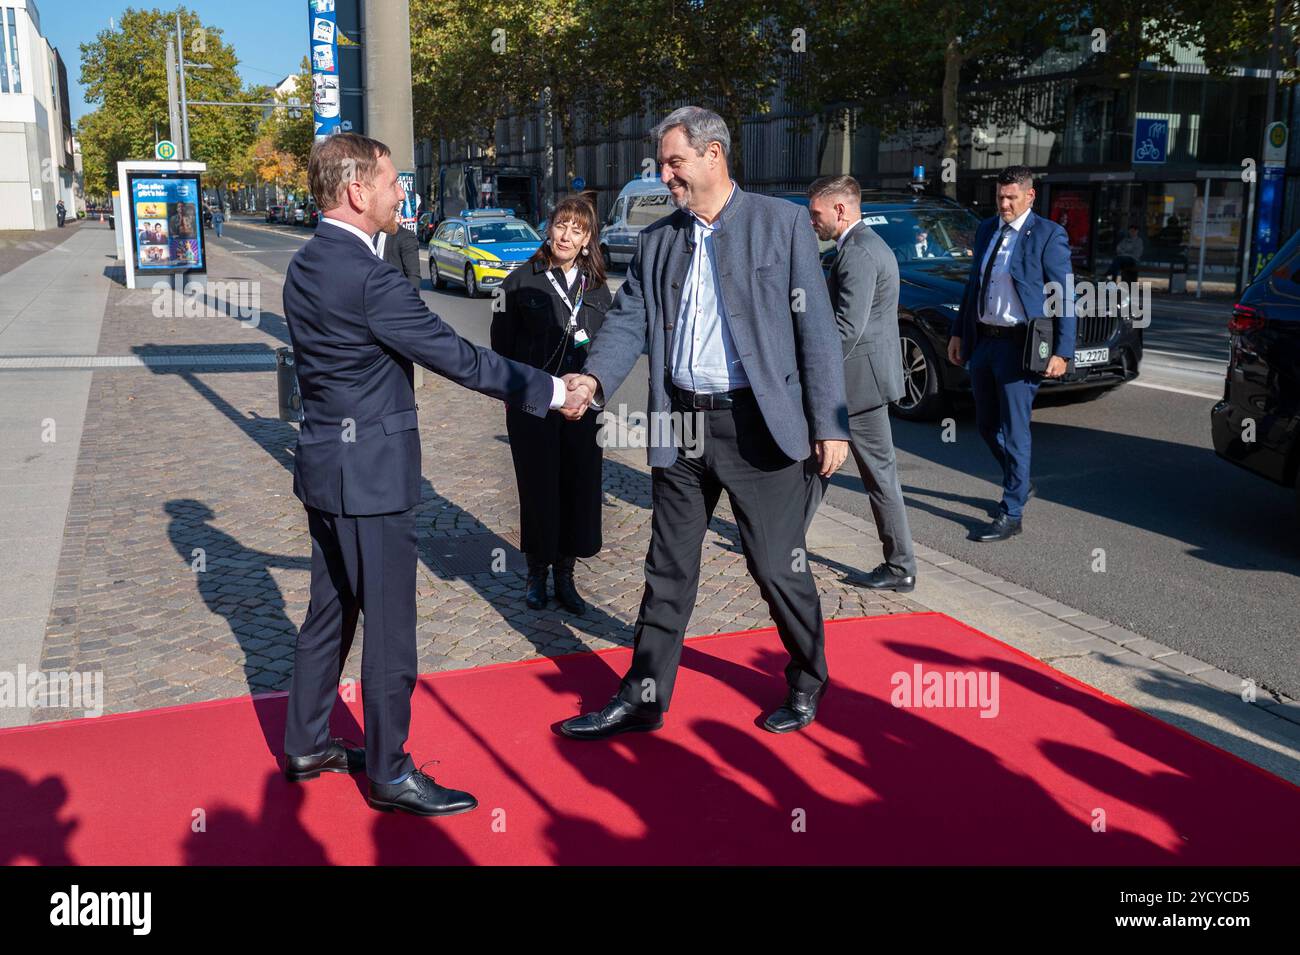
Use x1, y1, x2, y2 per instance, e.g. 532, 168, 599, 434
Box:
545, 269, 586, 328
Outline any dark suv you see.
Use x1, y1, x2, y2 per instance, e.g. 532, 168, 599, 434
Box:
779, 190, 1143, 420
1211, 231, 1300, 513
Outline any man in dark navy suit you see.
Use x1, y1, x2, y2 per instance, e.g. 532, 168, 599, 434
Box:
948, 165, 1075, 542
280, 133, 585, 816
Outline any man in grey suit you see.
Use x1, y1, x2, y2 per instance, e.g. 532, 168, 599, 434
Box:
558, 106, 851, 738
804, 175, 917, 592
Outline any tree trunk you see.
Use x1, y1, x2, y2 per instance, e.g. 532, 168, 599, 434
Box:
558, 101, 576, 191
942, 33, 963, 200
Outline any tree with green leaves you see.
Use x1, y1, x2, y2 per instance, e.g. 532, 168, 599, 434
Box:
77, 6, 261, 198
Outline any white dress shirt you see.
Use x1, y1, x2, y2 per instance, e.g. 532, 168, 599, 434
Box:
322, 216, 381, 255
836, 217, 864, 251
323, 217, 567, 409
670, 181, 750, 393
977, 208, 1031, 326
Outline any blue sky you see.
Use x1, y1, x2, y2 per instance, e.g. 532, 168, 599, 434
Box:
35, 0, 307, 123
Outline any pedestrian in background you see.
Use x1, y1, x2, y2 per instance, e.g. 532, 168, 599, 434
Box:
56, 199, 66, 228
491, 194, 612, 615
213, 205, 225, 238
375, 214, 420, 288
1106, 224, 1143, 283
947, 165, 1075, 542
806, 174, 917, 593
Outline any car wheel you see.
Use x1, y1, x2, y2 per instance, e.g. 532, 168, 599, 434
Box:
431, 257, 445, 290
465, 266, 479, 298
891, 328, 947, 421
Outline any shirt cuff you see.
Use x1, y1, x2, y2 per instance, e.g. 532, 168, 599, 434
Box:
549, 376, 567, 410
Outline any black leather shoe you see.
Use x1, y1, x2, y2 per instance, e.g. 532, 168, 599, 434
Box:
284, 738, 365, 782
367, 768, 478, 816
524, 554, 549, 610
974, 513, 1022, 542
847, 562, 916, 593
763, 683, 828, 734
552, 555, 588, 616
559, 697, 663, 740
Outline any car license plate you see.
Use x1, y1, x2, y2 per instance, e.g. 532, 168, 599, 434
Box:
1074, 347, 1109, 367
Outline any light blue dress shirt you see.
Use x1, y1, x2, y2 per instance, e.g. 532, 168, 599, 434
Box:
669, 182, 751, 393
977, 207, 1030, 327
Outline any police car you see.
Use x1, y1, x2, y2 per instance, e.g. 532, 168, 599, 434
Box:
427, 208, 542, 297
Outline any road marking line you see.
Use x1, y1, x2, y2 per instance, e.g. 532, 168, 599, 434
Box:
1145, 348, 1229, 363
0, 354, 277, 369
1131, 380, 1219, 399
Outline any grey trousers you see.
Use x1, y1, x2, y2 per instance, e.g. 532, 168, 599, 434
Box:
804, 402, 916, 576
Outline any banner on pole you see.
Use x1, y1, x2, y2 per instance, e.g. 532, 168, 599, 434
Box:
309, 0, 340, 141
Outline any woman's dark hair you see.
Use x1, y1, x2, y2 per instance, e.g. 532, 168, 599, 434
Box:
530, 194, 607, 286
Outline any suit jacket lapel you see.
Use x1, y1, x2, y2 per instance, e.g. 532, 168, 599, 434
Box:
662, 211, 694, 330
1011, 210, 1037, 274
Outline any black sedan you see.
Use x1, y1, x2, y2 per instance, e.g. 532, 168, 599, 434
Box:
1211, 229, 1300, 514
779, 191, 1143, 420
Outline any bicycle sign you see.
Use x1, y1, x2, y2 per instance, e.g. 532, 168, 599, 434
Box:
1132, 119, 1167, 164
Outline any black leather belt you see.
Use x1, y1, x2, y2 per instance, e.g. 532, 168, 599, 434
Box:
671, 384, 753, 410
977, 322, 1026, 339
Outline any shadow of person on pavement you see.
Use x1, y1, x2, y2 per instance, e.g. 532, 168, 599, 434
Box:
518, 631, 1179, 863
164, 498, 355, 763
181, 769, 331, 865
880, 636, 1299, 861
0, 767, 77, 864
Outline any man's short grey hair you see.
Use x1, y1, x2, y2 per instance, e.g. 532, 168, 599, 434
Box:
650, 106, 731, 161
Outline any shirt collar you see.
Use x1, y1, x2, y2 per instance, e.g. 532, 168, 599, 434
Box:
321, 216, 381, 255
689, 180, 737, 232
1002, 208, 1032, 233
836, 218, 863, 251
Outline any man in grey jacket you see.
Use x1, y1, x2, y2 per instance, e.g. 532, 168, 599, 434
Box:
558, 106, 851, 738
805, 175, 917, 592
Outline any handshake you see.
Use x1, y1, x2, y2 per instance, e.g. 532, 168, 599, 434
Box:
559, 373, 600, 421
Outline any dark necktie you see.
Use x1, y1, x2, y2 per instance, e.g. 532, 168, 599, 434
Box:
980, 224, 1011, 318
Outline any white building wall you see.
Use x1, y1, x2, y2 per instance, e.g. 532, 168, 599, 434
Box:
0, 1, 61, 230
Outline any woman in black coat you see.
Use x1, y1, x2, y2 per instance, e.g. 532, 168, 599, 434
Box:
490, 195, 612, 615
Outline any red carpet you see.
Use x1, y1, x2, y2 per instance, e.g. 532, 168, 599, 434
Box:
2, 611, 1296, 865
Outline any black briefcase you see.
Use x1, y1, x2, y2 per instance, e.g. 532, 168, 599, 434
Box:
1022, 317, 1056, 375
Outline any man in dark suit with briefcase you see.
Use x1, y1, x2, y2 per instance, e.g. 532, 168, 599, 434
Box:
280, 132, 585, 816
805, 175, 917, 592
947, 165, 1075, 542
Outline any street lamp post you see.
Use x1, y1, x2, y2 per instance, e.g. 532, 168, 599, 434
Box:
174, 11, 191, 159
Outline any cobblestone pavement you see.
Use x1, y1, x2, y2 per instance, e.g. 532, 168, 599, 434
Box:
34, 245, 918, 720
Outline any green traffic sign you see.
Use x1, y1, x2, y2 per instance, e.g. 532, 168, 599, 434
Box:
155, 140, 177, 160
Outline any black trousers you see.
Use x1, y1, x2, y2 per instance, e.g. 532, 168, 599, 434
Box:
284, 505, 418, 783
505, 405, 603, 561
616, 390, 828, 714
